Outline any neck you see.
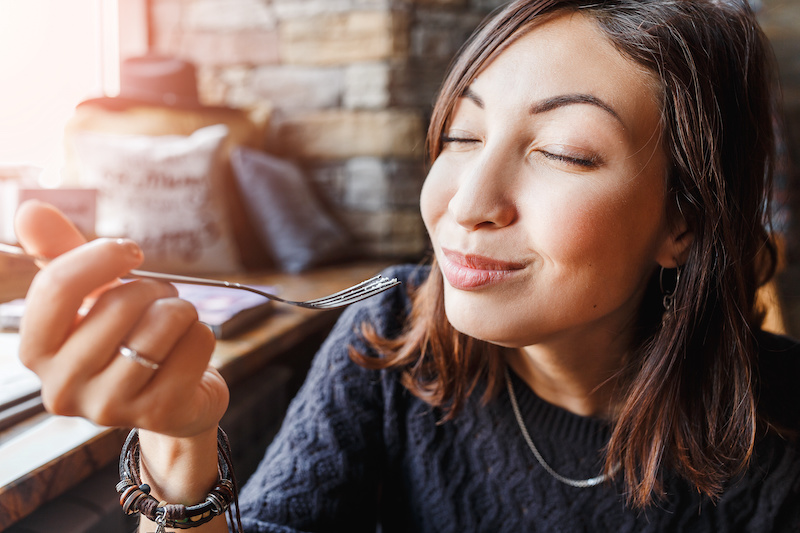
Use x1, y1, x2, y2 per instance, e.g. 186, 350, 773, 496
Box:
507, 336, 628, 418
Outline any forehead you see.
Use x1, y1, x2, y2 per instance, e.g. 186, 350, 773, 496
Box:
466, 12, 662, 136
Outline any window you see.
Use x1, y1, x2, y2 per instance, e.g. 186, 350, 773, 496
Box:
0, 0, 122, 186
0, 0, 132, 431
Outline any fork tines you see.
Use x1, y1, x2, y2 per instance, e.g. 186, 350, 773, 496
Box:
305, 275, 400, 309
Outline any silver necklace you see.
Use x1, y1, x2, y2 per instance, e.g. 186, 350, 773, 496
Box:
504, 367, 614, 488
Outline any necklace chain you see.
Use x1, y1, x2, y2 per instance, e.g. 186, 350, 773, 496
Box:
504, 367, 614, 488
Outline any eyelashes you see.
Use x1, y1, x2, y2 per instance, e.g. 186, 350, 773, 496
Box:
440, 134, 602, 169
538, 150, 600, 169
441, 135, 479, 145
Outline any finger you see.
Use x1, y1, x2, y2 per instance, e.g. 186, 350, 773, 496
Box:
34, 279, 179, 417
73, 305, 210, 429
18, 237, 145, 364
158, 366, 231, 438
134, 367, 229, 438
151, 321, 216, 393
100, 322, 221, 435
139, 322, 225, 435
15, 200, 131, 308
104, 296, 200, 389
40, 279, 179, 376
14, 200, 86, 259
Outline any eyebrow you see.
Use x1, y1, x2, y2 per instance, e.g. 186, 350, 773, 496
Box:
461, 88, 623, 125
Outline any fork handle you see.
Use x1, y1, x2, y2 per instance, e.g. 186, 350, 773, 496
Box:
127, 269, 241, 290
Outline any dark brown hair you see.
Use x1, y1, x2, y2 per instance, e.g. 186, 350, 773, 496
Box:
352, 0, 780, 508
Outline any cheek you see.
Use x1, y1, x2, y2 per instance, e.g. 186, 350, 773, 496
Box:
528, 178, 666, 269
419, 160, 450, 233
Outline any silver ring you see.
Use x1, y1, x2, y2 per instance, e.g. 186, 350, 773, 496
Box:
118, 344, 160, 370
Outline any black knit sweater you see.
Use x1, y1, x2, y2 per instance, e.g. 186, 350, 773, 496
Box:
238, 265, 800, 532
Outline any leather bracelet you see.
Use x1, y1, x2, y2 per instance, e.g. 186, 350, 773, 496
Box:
116, 427, 243, 532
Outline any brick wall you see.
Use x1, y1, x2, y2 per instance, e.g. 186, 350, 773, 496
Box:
759, 0, 800, 259
145, 0, 799, 262
147, 0, 507, 260
759, 0, 800, 336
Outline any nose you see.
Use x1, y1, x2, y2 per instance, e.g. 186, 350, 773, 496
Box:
448, 149, 518, 230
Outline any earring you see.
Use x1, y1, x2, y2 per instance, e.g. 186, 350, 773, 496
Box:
660, 266, 681, 312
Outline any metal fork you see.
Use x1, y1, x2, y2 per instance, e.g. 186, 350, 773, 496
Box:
0, 243, 400, 310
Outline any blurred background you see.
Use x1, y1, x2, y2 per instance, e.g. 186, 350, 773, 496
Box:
0, 1, 798, 531
0, 0, 798, 268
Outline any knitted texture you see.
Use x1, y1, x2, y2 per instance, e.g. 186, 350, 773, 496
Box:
238, 265, 800, 533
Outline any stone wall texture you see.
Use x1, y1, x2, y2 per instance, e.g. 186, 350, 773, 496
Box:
147, 0, 800, 262
759, 0, 800, 259
758, 0, 800, 335
148, 0, 508, 260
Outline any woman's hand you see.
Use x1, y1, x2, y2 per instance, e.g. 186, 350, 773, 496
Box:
15, 201, 233, 530
14, 200, 229, 438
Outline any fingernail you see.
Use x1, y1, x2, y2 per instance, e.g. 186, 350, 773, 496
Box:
116, 238, 143, 260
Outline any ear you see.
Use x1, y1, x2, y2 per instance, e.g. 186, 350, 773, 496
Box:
655, 221, 693, 269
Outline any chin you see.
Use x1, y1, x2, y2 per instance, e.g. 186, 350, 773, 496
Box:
443, 292, 530, 348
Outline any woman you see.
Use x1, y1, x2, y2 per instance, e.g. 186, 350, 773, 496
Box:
15, 0, 800, 531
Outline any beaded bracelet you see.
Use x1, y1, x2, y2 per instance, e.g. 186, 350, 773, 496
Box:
116, 427, 243, 532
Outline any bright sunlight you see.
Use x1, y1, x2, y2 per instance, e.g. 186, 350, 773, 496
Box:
0, 0, 118, 185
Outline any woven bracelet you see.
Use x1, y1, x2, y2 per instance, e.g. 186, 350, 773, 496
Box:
116, 427, 243, 532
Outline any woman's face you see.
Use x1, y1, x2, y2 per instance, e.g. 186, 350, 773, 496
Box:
421, 12, 683, 351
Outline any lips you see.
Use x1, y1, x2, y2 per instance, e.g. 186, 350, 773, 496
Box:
440, 248, 525, 290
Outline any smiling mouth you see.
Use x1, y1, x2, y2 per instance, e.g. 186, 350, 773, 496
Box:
440, 249, 525, 290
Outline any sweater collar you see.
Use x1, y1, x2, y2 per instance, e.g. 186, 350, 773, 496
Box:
505, 368, 613, 450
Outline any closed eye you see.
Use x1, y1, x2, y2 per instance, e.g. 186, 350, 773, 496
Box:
539, 150, 600, 169
441, 135, 480, 145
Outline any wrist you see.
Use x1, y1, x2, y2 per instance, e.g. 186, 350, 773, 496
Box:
138, 427, 220, 505
118, 427, 241, 531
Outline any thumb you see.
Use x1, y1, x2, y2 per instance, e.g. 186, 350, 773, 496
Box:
15, 199, 87, 259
